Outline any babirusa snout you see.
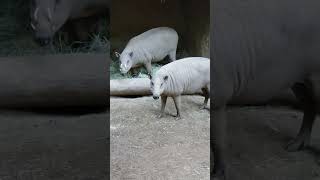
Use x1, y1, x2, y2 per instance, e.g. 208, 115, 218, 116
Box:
119, 63, 129, 74
152, 90, 160, 100
35, 36, 51, 46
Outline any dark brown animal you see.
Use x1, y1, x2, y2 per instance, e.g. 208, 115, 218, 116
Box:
212, 0, 320, 179
30, 0, 109, 46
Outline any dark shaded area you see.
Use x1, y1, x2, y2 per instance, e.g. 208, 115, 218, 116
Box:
211, 0, 320, 179
0, 0, 109, 56
0, 109, 108, 179
224, 106, 320, 179
8, 107, 108, 116
0, 1, 109, 179
0, 53, 109, 179
0, 53, 108, 108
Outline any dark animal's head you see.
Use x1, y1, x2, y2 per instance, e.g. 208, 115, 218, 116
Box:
115, 51, 134, 74
30, 0, 61, 46
150, 72, 168, 100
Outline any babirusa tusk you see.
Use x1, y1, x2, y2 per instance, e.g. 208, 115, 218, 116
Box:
34, 7, 39, 20
47, 8, 52, 21
30, 22, 36, 30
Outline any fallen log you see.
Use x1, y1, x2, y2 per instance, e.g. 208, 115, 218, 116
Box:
110, 78, 152, 96
110, 78, 203, 96
110, 78, 300, 108
0, 53, 108, 108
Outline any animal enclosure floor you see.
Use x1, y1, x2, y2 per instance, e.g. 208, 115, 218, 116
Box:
110, 96, 210, 180
111, 96, 320, 180
0, 109, 108, 180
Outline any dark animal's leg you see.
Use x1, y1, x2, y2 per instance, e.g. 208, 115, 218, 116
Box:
212, 105, 227, 180
144, 62, 152, 78
201, 87, 210, 110
158, 95, 168, 118
173, 95, 181, 119
286, 82, 316, 151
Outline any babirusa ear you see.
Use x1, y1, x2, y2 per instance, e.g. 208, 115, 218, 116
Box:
163, 75, 168, 81
129, 52, 133, 57
148, 74, 152, 79
114, 51, 121, 58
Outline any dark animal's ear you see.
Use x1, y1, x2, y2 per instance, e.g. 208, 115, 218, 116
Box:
129, 52, 133, 57
163, 75, 168, 81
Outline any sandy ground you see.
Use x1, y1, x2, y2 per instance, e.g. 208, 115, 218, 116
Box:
111, 96, 320, 180
0, 108, 108, 180
110, 96, 210, 180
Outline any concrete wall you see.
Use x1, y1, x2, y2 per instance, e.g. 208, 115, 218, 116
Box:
110, 0, 209, 58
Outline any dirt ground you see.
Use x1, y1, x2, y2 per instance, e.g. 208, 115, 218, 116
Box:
0, 108, 108, 180
225, 105, 320, 180
111, 96, 320, 180
110, 96, 210, 180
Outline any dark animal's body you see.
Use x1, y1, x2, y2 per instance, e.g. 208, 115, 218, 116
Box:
212, 0, 320, 179
30, 0, 110, 46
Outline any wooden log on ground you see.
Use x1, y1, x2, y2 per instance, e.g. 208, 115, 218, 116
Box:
110, 78, 203, 96
110, 78, 300, 108
110, 78, 152, 96
0, 53, 108, 108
